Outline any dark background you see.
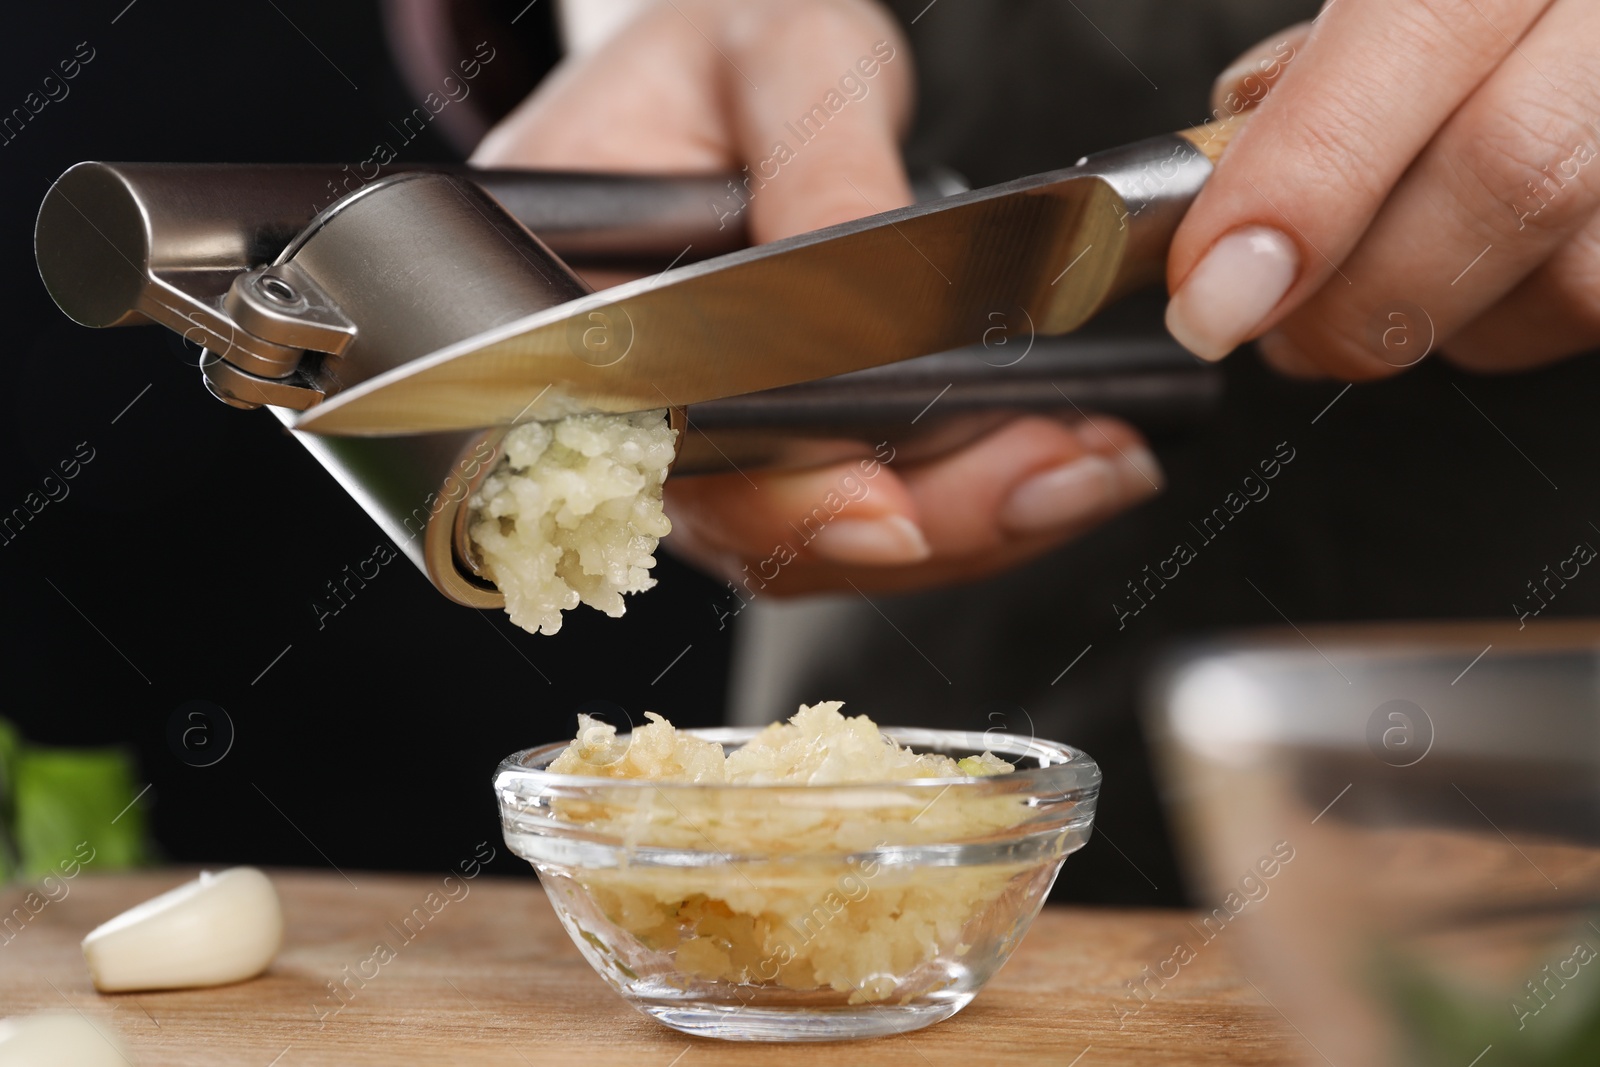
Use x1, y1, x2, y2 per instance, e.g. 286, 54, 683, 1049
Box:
0, 0, 720, 882
5, 0, 1600, 907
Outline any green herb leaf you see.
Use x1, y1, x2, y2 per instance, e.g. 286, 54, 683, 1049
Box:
15, 744, 148, 880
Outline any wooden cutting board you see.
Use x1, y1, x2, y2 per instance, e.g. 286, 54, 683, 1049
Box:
0, 870, 1296, 1065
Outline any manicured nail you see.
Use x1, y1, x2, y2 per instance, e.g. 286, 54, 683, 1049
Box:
1165, 226, 1298, 361
1114, 446, 1165, 497
1000, 455, 1120, 534
809, 515, 931, 565
1210, 57, 1261, 107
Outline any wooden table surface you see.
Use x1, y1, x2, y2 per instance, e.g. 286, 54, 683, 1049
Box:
0, 870, 1296, 1065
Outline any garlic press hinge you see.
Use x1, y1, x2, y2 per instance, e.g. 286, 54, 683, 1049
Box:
198, 263, 359, 411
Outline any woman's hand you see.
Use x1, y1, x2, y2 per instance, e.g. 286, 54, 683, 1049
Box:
1166, 1, 1600, 379
473, 0, 1163, 595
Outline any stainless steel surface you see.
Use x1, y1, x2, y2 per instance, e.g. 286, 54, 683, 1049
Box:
280, 172, 591, 389
33, 161, 962, 344
249, 171, 594, 607
674, 332, 1218, 474
34, 142, 1214, 609
223, 263, 357, 371
472, 168, 961, 263
201, 355, 326, 410
294, 134, 1215, 436
279, 408, 505, 609
33, 162, 745, 383
168, 171, 596, 609
1147, 621, 1600, 1066
33, 159, 971, 410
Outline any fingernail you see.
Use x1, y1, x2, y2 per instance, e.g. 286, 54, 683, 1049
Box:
1210, 57, 1260, 107
1000, 455, 1120, 534
1115, 446, 1165, 497
808, 515, 931, 565
1166, 226, 1298, 361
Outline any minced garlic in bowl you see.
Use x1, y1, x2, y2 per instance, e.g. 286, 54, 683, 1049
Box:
495, 704, 1102, 1041
551, 701, 1016, 784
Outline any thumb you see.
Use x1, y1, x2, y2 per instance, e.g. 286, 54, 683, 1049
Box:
719, 2, 915, 243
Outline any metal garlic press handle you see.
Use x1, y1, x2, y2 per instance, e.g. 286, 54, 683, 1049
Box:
34, 156, 1220, 613
35, 158, 1219, 441
32, 160, 961, 405
34, 161, 959, 328
475, 166, 969, 266
31, 162, 756, 330
675, 334, 1216, 474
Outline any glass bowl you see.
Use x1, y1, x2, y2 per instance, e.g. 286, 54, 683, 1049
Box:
493, 726, 1100, 1042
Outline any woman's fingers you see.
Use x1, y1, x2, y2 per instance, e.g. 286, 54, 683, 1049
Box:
1207, 21, 1312, 119
901, 416, 1159, 553
471, 0, 914, 243
1442, 205, 1600, 372
1259, 0, 1600, 379
1167, 0, 1550, 362
470, 2, 732, 172
721, 1, 914, 242
664, 453, 925, 570
473, 0, 1159, 599
664, 415, 1163, 596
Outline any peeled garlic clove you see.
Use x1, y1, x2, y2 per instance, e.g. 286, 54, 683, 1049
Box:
0, 1013, 132, 1067
81, 867, 283, 992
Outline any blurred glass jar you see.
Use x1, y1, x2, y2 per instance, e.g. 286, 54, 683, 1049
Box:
1148, 621, 1600, 1067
